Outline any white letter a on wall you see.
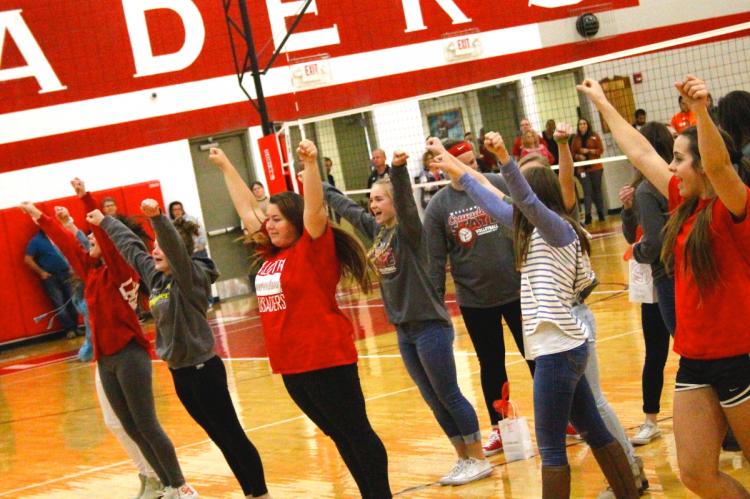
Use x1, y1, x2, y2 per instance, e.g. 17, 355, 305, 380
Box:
0, 10, 66, 94
123, 0, 205, 77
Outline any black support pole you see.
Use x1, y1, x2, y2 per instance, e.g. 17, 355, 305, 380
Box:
237, 0, 273, 135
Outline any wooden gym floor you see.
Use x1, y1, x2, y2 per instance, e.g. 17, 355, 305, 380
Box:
1, 219, 748, 498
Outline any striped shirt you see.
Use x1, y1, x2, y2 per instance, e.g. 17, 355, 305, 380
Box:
521, 227, 596, 359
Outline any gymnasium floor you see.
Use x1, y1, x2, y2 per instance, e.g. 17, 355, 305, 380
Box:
1, 220, 748, 498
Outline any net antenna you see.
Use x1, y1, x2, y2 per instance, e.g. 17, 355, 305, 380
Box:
222, 0, 314, 135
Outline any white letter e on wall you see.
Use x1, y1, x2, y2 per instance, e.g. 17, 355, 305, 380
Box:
122, 0, 205, 77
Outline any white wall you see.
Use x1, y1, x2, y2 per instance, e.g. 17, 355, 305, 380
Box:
372, 100, 429, 180
0, 140, 204, 222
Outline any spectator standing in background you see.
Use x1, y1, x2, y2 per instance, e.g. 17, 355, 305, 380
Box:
168, 201, 208, 258
633, 109, 647, 130
512, 118, 548, 160
101, 197, 118, 217
366, 148, 391, 189
670, 96, 696, 134
571, 118, 606, 224
24, 228, 79, 339
251, 182, 270, 214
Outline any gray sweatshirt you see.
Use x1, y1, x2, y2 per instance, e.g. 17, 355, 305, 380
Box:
620, 180, 668, 282
101, 215, 219, 369
324, 166, 450, 326
423, 174, 520, 308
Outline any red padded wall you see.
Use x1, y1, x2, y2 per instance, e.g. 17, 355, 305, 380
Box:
1, 181, 163, 345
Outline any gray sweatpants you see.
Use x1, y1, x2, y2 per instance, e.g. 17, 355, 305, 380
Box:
97, 340, 185, 487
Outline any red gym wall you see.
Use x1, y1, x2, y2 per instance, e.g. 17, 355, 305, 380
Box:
0, 181, 164, 345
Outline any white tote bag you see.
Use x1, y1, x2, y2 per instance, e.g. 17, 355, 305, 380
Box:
628, 259, 657, 304
498, 403, 535, 462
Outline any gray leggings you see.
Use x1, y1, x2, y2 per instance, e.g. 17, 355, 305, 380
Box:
98, 341, 185, 487
572, 305, 637, 467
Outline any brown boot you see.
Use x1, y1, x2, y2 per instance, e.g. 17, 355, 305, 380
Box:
591, 441, 639, 498
542, 465, 571, 498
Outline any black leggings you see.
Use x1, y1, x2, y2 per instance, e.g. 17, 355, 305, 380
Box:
460, 300, 535, 426
641, 302, 670, 414
283, 364, 391, 499
170, 356, 267, 497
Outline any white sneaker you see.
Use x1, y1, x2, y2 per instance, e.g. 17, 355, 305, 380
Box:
451, 457, 493, 485
630, 422, 661, 446
439, 459, 467, 486
139, 476, 163, 499
162, 484, 199, 499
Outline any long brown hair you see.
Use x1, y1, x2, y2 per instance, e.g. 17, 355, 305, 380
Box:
251, 192, 373, 293
660, 126, 740, 293
513, 166, 590, 269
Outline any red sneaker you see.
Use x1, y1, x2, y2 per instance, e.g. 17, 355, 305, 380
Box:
483, 428, 503, 456
566, 423, 582, 440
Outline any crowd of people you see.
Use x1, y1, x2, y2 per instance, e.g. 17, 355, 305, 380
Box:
18, 74, 750, 498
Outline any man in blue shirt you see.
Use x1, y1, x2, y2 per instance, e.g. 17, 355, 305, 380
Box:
24, 229, 79, 337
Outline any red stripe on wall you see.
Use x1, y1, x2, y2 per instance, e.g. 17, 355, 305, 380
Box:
3, 11, 749, 173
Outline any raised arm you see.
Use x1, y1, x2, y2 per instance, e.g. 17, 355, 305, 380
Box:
20, 202, 89, 280
429, 149, 514, 229
578, 79, 671, 197
208, 147, 266, 234
142, 199, 195, 289
390, 151, 422, 248
323, 184, 378, 239
554, 123, 577, 212
484, 132, 576, 247
619, 185, 638, 244
296, 140, 327, 239
425, 137, 508, 201
678, 76, 747, 218
97, 211, 159, 290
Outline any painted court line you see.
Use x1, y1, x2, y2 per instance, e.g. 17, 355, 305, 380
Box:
0, 326, 641, 497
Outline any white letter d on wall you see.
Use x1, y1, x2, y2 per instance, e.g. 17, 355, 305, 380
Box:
123, 0, 205, 77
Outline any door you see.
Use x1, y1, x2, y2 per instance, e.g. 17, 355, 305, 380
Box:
189, 132, 256, 300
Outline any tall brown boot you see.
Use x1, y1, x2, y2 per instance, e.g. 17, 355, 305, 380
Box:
542, 465, 571, 499
591, 441, 639, 498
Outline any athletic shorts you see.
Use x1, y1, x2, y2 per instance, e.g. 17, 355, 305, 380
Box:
675, 354, 750, 408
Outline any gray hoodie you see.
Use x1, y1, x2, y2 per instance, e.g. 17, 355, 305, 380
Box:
101, 215, 219, 369
324, 166, 450, 326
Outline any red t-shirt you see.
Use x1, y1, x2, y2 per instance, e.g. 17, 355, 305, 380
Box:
668, 176, 750, 359
256, 225, 358, 374
670, 111, 696, 134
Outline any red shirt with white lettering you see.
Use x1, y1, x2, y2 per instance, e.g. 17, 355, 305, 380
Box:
668, 176, 750, 359
255, 225, 357, 374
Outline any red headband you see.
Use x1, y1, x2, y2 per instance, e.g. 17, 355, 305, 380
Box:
447, 141, 473, 156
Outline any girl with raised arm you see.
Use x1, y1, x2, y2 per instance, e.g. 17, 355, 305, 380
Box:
212, 141, 391, 498
324, 147, 491, 486
96, 198, 270, 499
580, 75, 750, 498
19, 179, 197, 499
429, 133, 639, 498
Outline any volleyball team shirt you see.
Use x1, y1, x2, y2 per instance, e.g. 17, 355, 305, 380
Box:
668, 176, 750, 359
255, 225, 358, 374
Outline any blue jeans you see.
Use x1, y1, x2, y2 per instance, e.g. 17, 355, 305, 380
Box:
41, 271, 78, 332
654, 276, 676, 335
397, 320, 480, 445
534, 342, 615, 466
72, 285, 93, 362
